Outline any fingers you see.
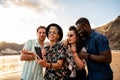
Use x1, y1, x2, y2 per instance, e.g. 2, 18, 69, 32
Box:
36, 56, 39, 59
21, 50, 27, 55
42, 49, 46, 56
36, 57, 42, 64
68, 46, 76, 54
72, 47, 76, 52
68, 45, 71, 50
21, 49, 29, 54
37, 58, 45, 65
42, 55, 46, 61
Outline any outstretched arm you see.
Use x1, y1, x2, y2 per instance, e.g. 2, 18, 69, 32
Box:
20, 50, 37, 61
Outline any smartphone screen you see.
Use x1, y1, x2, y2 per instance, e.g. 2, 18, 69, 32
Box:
35, 47, 43, 59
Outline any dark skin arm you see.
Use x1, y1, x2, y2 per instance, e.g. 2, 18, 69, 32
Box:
79, 50, 112, 63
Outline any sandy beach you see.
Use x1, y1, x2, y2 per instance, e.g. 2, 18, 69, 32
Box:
0, 52, 120, 80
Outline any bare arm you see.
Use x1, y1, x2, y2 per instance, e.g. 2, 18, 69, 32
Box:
68, 46, 85, 69
20, 50, 36, 61
50, 60, 63, 69
72, 52, 85, 69
79, 50, 112, 63
89, 50, 112, 63
88, 35, 112, 63
38, 58, 63, 69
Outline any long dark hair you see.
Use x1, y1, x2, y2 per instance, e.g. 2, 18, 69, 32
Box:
68, 26, 85, 53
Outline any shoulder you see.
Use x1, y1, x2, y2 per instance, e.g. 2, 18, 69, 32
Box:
26, 39, 37, 43
93, 31, 108, 41
60, 40, 68, 48
94, 31, 109, 47
24, 39, 37, 46
55, 42, 67, 51
56, 42, 64, 46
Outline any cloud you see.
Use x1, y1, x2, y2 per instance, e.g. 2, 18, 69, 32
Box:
0, 0, 62, 21
0, 0, 63, 43
0, 0, 61, 12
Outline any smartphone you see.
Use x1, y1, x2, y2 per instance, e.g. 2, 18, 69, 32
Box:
35, 47, 43, 59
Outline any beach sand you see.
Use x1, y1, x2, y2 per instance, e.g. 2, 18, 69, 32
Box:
0, 52, 120, 80
0, 72, 21, 80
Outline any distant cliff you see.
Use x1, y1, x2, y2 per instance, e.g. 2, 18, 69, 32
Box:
0, 41, 24, 51
0, 16, 120, 51
95, 16, 120, 50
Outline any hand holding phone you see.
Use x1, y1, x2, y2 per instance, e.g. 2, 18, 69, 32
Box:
35, 47, 43, 59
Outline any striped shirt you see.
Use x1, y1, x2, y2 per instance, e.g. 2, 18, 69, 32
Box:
21, 39, 43, 80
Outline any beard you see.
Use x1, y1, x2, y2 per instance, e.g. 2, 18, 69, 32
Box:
79, 31, 89, 41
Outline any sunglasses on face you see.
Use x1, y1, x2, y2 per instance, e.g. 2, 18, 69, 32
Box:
48, 31, 58, 34
67, 34, 74, 37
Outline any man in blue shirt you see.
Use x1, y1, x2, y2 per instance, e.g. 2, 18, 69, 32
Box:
75, 17, 113, 80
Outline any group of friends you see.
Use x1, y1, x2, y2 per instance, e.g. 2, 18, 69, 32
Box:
20, 17, 113, 80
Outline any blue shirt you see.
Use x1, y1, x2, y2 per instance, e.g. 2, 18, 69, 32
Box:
85, 30, 113, 80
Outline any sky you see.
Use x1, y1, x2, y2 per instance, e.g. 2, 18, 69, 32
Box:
0, 0, 120, 44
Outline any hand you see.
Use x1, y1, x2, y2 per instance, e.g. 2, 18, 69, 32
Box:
36, 49, 46, 60
79, 51, 89, 59
21, 49, 37, 60
41, 49, 46, 56
21, 49, 33, 55
68, 45, 76, 54
32, 52, 38, 60
37, 57, 48, 67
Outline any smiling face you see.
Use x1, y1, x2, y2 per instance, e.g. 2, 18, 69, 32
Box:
67, 30, 77, 44
76, 23, 90, 40
37, 28, 46, 42
48, 26, 60, 42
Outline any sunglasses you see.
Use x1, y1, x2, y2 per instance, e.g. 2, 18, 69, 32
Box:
48, 31, 58, 34
67, 34, 74, 37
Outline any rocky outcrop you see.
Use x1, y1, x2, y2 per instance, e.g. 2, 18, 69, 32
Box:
95, 16, 120, 50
